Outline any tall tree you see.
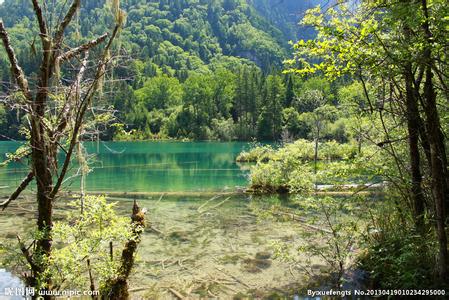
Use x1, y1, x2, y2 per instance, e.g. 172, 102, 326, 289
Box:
288, 0, 448, 280
257, 74, 284, 140
0, 0, 125, 293
284, 74, 295, 107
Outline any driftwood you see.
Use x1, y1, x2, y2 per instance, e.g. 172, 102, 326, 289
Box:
156, 193, 165, 205
149, 226, 164, 235
215, 267, 251, 288
198, 196, 230, 214
168, 288, 185, 300
267, 210, 332, 234
197, 195, 223, 212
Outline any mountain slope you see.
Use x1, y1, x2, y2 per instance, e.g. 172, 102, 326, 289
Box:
0, 0, 323, 141
0, 0, 321, 73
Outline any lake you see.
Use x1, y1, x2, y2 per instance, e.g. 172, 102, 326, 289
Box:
0, 140, 370, 298
0, 141, 251, 194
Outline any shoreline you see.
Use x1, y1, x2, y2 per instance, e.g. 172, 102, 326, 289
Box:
0, 184, 385, 200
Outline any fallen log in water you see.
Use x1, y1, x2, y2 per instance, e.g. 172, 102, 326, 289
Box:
265, 210, 332, 234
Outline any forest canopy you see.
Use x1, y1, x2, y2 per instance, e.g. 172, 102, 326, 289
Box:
0, 0, 325, 141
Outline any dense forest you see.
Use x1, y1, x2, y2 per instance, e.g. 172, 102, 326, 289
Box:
0, 0, 323, 141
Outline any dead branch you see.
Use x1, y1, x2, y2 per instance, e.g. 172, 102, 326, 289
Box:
57, 33, 109, 63
31, 0, 49, 39
86, 259, 97, 299
54, 52, 89, 136
268, 210, 333, 234
197, 194, 222, 212
17, 235, 39, 274
53, 0, 80, 51
214, 267, 250, 288
0, 172, 35, 210
168, 288, 185, 300
50, 25, 119, 199
199, 197, 230, 214
149, 226, 164, 235
0, 21, 32, 101
155, 193, 165, 205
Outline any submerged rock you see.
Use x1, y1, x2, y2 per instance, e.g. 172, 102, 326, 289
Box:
242, 258, 272, 273
168, 231, 191, 243
255, 251, 272, 260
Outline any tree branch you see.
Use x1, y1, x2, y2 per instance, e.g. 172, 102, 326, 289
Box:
53, 0, 80, 50
54, 52, 89, 136
17, 235, 39, 273
358, 71, 374, 113
0, 21, 33, 101
31, 0, 49, 39
57, 33, 108, 63
0, 171, 35, 211
50, 25, 119, 199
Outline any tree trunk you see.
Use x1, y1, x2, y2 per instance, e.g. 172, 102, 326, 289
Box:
404, 65, 425, 231
420, 0, 448, 281
102, 201, 145, 299
314, 135, 319, 175
423, 65, 448, 280
31, 119, 55, 298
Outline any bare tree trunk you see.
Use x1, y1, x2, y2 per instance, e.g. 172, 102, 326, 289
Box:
30, 8, 55, 290
1, 0, 121, 294
102, 201, 145, 299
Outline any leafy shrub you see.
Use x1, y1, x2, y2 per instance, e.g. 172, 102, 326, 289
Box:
320, 140, 358, 160
238, 139, 359, 163
245, 139, 384, 193
210, 118, 236, 141
358, 201, 438, 289
50, 196, 136, 290
236, 144, 275, 162
249, 154, 315, 193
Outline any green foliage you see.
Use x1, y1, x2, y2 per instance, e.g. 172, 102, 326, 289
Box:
245, 138, 385, 193
134, 75, 183, 111
266, 195, 367, 288
0, 142, 30, 166
50, 196, 134, 291
236, 144, 275, 163
358, 200, 439, 289
238, 139, 360, 163
295, 196, 361, 287
0, 105, 6, 135
0, 196, 136, 291
286, 0, 449, 288
247, 141, 317, 193
256, 75, 284, 141
0, 0, 323, 142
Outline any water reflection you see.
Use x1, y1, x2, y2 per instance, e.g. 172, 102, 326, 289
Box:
0, 141, 251, 194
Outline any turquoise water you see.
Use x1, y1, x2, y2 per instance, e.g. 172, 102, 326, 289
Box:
0, 141, 251, 194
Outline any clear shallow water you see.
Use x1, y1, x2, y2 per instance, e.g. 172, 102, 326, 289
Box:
0, 141, 251, 194
0, 194, 326, 298
0, 269, 24, 299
